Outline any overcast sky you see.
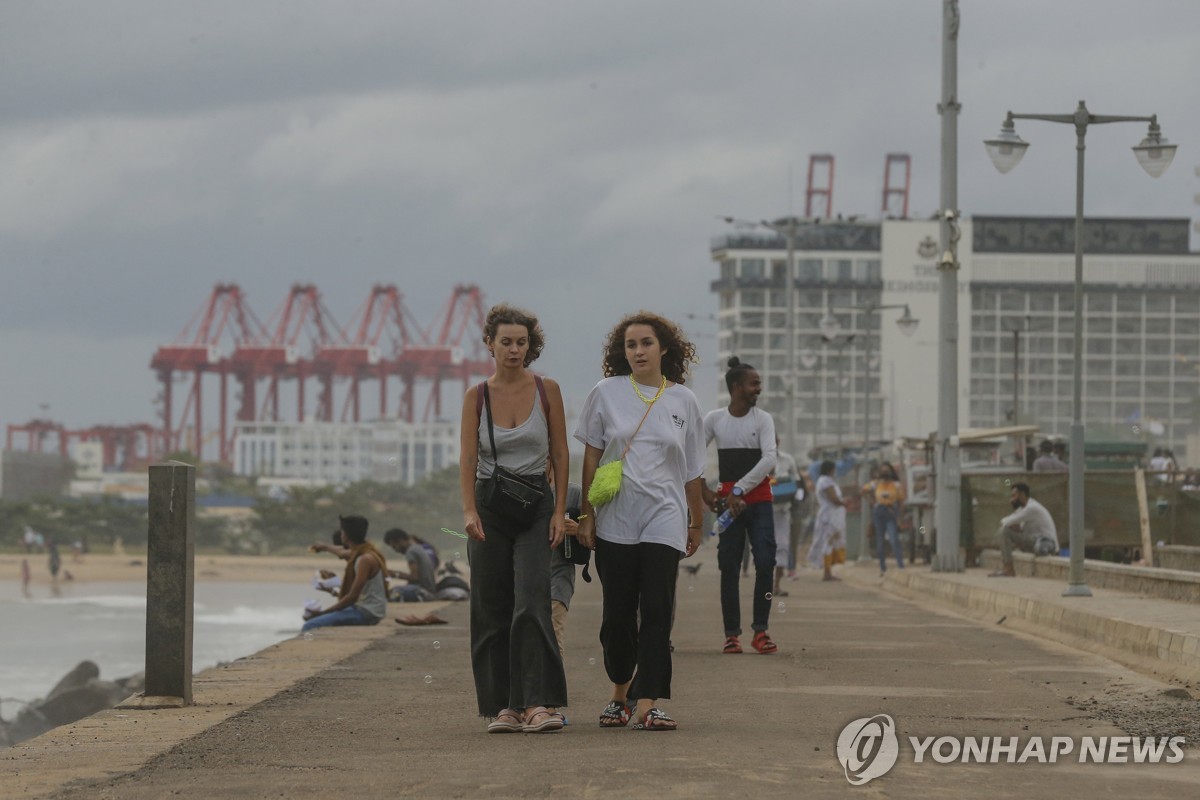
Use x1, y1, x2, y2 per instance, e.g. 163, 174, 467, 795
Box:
2, 0, 1198, 443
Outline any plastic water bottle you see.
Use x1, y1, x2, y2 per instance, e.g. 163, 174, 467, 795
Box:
710, 508, 735, 537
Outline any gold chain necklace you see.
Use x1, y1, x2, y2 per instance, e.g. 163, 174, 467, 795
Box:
630, 374, 666, 405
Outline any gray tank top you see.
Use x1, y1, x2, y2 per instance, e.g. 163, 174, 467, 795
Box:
354, 556, 387, 621
477, 389, 550, 479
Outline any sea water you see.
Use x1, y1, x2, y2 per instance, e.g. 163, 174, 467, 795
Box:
0, 578, 313, 718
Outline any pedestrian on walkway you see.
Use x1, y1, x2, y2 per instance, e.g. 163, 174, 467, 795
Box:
807, 460, 847, 581
1032, 440, 1067, 472
701, 357, 779, 656
862, 462, 905, 574
548, 472, 584, 660
989, 482, 1059, 578
576, 311, 706, 731
771, 435, 800, 597
301, 515, 388, 632
459, 303, 569, 734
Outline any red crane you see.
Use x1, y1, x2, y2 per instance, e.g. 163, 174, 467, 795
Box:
67, 424, 159, 472
408, 284, 492, 421
882, 153, 912, 219
315, 284, 423, 423
251, 284, 342, 423
149, 283, 264, 461
805, 154, 835, 219
5, 419, 69, 459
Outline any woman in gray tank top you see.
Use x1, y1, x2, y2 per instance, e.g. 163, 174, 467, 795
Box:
459, 304, 570, 734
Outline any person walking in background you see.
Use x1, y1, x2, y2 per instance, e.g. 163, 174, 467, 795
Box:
576, 311, 706, 731
1032, 440, 1067, 472
771, 435, 800, 597
862, 462, 905, 575
459, 303, 568, 735
547, 470, 585, 661
301, 515, 388, 632
989, 482, 1059, 578
701, 357, 779, 656
808, 460, 847, 581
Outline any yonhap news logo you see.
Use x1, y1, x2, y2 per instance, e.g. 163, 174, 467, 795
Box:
837, 715, 900, 785
836, 715, 1186, 786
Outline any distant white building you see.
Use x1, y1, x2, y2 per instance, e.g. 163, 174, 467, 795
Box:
710, 215, 1200, 459
233, 420, 459, 485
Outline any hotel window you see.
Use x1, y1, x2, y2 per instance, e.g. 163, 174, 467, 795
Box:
798, 259, 822, 281
1116, 317, 1142, 334
1176, 295, 1200, 314
1116, 293, 1142, 313
834, 260, 853, 281
741, 292, 765, 308
741, 259, 766, 279
1146, 295, 1171, 313
720, 260, 736, 281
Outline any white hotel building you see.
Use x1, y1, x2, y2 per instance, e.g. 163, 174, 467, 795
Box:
233, 419, 459, 485
709, 216, 1200, 459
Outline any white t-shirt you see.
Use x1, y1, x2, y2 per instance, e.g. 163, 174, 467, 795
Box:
702, 406, 777, 497
574, 376, 706, 552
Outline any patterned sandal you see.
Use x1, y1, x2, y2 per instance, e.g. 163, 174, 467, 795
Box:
723, 635, 743, 654
632, 707, 677, 731
487, 709, 523, 733
598, 700, 631, 728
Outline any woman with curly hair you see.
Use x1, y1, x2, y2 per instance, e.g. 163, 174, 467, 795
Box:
574, 311, 706, 731
459, 303, 569, 734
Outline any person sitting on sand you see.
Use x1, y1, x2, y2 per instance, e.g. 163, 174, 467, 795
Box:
383, 528, 438, 602
302, 515, 388, 632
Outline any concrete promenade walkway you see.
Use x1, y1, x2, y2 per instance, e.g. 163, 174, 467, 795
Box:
5, 550, 1200, 799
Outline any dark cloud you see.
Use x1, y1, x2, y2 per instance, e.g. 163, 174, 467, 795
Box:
1, 0, 1197, 429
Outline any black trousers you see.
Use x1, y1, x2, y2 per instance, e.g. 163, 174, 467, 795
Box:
469, 480, 568, 716
594, 538, 680, 703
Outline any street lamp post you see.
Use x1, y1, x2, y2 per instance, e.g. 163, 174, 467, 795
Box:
821, 304, 919, 563
984, 101, 1177, 597
821, 334, 856, 449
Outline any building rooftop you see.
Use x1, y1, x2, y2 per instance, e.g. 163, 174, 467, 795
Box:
971, 216, 1192, 256
710, 222, 881, 253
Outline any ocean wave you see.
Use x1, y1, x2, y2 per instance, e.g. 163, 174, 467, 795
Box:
194, 605, 301, 629
33, 595, 147, 610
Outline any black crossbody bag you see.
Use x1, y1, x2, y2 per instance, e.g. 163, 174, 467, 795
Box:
478, 381, 546, 528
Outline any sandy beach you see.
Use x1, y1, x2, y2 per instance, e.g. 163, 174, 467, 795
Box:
1, 552, 338, 588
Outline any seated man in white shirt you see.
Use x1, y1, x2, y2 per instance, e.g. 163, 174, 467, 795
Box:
989, 482, 1059, 577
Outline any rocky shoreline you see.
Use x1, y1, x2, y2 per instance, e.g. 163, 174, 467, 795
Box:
1, 661, 143, 749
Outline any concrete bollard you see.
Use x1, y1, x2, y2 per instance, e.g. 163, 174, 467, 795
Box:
118, 460, 195, 709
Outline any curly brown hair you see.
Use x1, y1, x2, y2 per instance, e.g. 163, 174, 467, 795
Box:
601, 311, 697, 384
483, 303, 544, 366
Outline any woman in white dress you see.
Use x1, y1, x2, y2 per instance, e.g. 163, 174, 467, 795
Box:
807, 459, 847, 581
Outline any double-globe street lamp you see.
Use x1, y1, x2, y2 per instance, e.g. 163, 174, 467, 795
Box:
819, 303, 919, 562
984, 100, 1177, 597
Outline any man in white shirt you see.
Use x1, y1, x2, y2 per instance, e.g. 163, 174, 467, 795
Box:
989, 482, 1059, 577
702, 357, 779, 655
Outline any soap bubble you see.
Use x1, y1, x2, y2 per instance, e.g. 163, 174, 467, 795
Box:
919, 526, 927, 535
303, 632, 313, 641
1132, 425, 1141, 434
765, 592, 773, 600
432, 641, 441, 650
777, 601, 786, 612
588, 657, 597, 666
454, 551, 461, 559
423, 675, 433, 684
1003, 479, 1012, 487
388, 456, 398, 466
